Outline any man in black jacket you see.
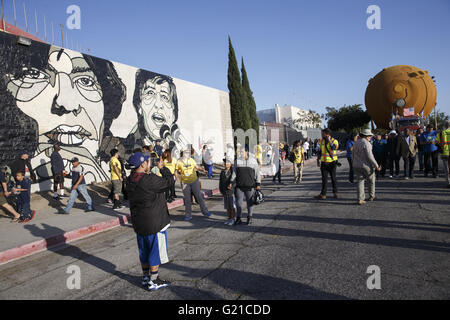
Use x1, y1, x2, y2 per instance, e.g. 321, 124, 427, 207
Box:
387, 131, 400, 178
127, 152, 174, 291
51, 145, 66, 200
9, 151, 36, 184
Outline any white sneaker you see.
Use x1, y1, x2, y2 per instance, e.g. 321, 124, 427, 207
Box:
228, 219, 235, 226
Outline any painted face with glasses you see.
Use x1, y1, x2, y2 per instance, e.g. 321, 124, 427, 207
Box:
6, 46, 104, 149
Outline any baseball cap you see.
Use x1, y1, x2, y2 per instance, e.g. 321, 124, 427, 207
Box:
128, 152, 150, 169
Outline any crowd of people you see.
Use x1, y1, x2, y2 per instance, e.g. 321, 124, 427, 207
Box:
1, 121, 448, 291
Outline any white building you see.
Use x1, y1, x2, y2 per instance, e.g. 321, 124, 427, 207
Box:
257, 104, 322, 130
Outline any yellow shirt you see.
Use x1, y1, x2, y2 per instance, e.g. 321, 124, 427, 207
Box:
109, 157, 121, 181
293, 146, 304, 164
164, 158, 177, 175
256, 145, 263, 161
176, 158, 198, 184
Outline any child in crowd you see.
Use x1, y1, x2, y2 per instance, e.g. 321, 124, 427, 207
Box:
219, 158, 236, 226
13, 171, 36, 223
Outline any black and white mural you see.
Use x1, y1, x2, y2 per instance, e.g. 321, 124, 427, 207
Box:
0, 32, 230, 191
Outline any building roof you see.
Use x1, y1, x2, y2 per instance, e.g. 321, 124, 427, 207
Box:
0, 20, 44, 43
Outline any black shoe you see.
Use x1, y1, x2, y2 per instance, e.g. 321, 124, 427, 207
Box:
148, 278, 170, 291
235, 218, 242, 225
247, 217, 253, 225
85, 208, 95, 212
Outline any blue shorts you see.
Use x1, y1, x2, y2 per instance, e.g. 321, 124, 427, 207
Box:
136, 231, 169, 267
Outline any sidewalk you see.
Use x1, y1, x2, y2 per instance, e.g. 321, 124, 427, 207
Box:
0, 162, 297, 265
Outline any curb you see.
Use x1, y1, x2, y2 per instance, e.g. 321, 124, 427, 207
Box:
0, 188, 221, 266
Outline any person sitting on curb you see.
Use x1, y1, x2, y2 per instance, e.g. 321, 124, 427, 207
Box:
63, 158, 95, 214
0, 167, 21, 222
127, 152, 174, 291
352, 129, 381, 205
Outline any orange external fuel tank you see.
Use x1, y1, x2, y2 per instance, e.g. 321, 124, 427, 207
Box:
364, 65, 437, 129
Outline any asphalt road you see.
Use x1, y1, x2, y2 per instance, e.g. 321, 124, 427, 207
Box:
1, 159, 449, 300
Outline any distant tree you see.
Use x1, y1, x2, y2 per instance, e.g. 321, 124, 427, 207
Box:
241, 57, 259, 140
323, 104, 371, 134
426, 109, 449, 130
227, 37, 249, 132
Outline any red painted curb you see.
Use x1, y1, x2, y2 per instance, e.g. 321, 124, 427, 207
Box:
0, 188, 221, 266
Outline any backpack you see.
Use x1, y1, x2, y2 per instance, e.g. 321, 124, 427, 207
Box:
288, 151, 296, 163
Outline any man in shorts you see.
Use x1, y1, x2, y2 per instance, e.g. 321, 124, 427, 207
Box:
127, 152, 174, 291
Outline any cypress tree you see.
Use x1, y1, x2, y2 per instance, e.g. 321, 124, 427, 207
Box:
241, 57, 259, 140
227, 36, 249, 131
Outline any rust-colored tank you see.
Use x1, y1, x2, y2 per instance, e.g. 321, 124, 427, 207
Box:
365, 65, 437, 129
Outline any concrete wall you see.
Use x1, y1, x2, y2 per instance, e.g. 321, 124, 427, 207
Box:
0, 31, 232, 191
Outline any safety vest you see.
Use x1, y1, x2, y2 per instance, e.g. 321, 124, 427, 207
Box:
437, 129, 450, 156
320, 138, 339, 163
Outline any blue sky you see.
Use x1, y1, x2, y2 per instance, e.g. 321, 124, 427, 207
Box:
3, 0, 449, 116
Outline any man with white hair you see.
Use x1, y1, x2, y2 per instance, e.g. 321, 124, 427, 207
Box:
353, 129, 381, 205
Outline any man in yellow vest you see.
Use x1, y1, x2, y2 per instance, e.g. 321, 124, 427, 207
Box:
315, 128, 339, 200
436, 121, 450, 188
292, 140, 305, 184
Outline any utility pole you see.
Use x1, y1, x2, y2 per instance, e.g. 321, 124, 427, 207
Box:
23, 0, 28, 32
13, 0, 17, 26
1, 0, 5, 31
60, 24, 64, 47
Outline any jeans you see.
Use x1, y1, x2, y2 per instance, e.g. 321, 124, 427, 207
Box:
374, 154, 386, 177
354, 166, 376, 201
182, 179, 208, 218
418, 150, 424, 171
273, 161, 282, 183
64, 184, 93, 213
441, 156, 450, 185
403, 155, 416, 178
17, 200, 32, 217
320, 162, 338, 196
388, 156, 400, 176
347, 157, 354, 183
235, 188, 255, 218
424, 151, 439, 176
294, 163, 304, 183
207, 165, 213, 178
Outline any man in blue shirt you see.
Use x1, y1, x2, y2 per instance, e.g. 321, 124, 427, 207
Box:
372, 133, 388, 178
421, 124, 439, 177
346, 135, 357, 183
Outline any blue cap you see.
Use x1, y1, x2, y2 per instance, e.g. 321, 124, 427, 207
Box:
128, 152, 150, 169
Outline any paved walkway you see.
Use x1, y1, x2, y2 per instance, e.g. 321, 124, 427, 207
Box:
0, 162, 294, 264
0, 156, 449, 299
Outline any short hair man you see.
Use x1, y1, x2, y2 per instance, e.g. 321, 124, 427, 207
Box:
127, 152, 174, 291
63, 158, 95, 214
315, 128, 340, 200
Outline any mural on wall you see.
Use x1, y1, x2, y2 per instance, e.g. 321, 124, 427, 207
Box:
0, 32, 228, 191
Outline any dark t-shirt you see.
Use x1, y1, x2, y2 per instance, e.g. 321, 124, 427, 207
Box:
0, 171, 6, 184
16, 178, 31, 204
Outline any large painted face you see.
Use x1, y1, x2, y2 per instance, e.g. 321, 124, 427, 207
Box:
140, 77, 175, 139
6, 47, 104, 149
